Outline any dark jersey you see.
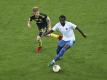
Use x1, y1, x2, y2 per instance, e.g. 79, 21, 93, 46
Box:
30, 13, 48, 30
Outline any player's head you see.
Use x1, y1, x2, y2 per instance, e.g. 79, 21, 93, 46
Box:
59, 15, 66, 26
32, 7, 40, 17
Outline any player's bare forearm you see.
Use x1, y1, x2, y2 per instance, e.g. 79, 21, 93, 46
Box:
47, 16, 51, 30
76, 27, 87, 38
48, 23, 51, 30
27, 19, 32, 28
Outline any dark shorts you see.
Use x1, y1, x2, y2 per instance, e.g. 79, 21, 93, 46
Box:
38, 27, 48, 37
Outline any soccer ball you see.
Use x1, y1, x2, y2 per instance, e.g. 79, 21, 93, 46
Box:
52, 65, 61, 72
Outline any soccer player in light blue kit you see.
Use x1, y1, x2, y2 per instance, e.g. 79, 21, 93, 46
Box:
44, 15, 86, 67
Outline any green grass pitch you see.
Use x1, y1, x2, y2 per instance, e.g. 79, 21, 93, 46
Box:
0, 0, 107, 80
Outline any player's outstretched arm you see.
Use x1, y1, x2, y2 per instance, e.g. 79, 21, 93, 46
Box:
27, 18, 32, 28
46, 16, 52, 30
76, 27, 87, 38
43, 30, 54, 36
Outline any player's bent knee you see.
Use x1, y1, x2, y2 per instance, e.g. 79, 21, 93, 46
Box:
64, 45, 70, 50
39, 32, 43, 37
37, 36, 41, 41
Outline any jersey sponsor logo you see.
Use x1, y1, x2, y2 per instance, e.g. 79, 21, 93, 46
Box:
39, 19, 42, 21
34, 18, 43, 23
34, 19, 39, 21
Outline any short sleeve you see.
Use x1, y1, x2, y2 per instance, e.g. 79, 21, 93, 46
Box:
40, 13, 47, 19
52, 23, 59, 31
30, 16, 33, 21
44, 14, 47, 19
70, 22, 77, 29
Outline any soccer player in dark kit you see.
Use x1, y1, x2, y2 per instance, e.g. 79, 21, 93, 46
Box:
28, 7, 62, 53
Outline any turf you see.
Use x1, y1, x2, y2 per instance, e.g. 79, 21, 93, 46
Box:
0, 0, 107, 80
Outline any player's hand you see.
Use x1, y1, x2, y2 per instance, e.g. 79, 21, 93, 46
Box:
28, 23, 31, 29
83, 33, 87, 38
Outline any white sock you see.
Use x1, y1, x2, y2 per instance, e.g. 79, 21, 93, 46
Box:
52, 60, 55, 63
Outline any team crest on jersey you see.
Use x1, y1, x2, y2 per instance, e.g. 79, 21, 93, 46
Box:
66, 28, 68, 30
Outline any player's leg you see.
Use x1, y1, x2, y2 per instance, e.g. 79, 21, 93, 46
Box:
56, 40, 65, 55
56, 46, 62, 55
36, 28, 48, 53
54, 44, 70, 61
48, 40, 66, 66
36, 31, 43, 53
49, 44, 70, 67
44, 27, 62, 40
49, 33, 63, 40
37, 36, 42, 47
49, 41, 75, 66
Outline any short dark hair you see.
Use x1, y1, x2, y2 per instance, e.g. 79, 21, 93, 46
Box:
59, 15, 66, 20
